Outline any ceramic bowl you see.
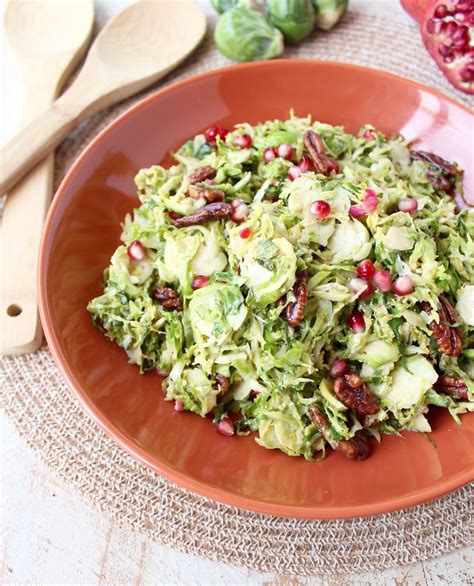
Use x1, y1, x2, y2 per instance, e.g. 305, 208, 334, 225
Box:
39, 61, 474, 519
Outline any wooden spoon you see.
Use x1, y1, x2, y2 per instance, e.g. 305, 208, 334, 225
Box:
0, 0, 207, 196
0, 0, 94, 355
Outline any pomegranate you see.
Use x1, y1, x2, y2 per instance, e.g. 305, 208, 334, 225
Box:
393, 275, 415, 296
399, 197, 419, 213
298, 155, 315, 172
239, 227, 252, 238
192, 275, 210, 290
288, 165, 303, 181
231, 202, 250, 223
362, 189, 379, 212
263, 147, 277, 163
127, 240, 146, 261
329, 358, 349, 378
373, 269, 393, 292
406, 0, 474, 94
276, 142, 294, 160
216, 417, 235, 436
174, 400, 184, 412
309, 200, 331, 219
347, 309, 366, 333
357, 259, 376, 279
234, 134, 252, 148
349, 277, 373, 298
349, 204, 366, 218
204, 125, 229, 144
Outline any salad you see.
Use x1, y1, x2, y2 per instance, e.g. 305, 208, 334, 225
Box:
88, 114, 474, 461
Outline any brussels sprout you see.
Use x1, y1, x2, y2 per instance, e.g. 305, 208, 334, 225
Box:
267, 0, 315, 44
313, 0, 348, 31
211, 0, 241, 14
214, 5, 284, 63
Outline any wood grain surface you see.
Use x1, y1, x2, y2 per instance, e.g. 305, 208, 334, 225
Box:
1, 1, 472, 584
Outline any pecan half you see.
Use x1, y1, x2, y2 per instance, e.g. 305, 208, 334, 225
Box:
188, 166, 216, 184
333, 372, 380, 415
285, 271, 308, 328
336, 432, 371, 461
171, 202, 232, 228
421, 296, 463, 357
411, 150, 459, 194
154, 285, 182, 310
215, 374, 229, 397
310, 408, 371, 460
309, 407, 330, 429
303, 130, 337, 175
435, 375, 468, 399
188, 184, 224, 203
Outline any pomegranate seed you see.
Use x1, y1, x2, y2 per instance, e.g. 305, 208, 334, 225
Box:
204, 125, 228, 144
298, 155, 314, 172
393, 275, 414, 296
309, 200, 331, 219
427, 18, 443, 34
444, 21, 458, 36
439, 43, 452, 56
168, 211, 182, 221
276, 142, 294, 160
192, 275, 210, 290
156, 367, 169, 377
329, 358, 348, 378
347, 309, 366, 333
373, 269, 393, 292
349, 204, 366, 218
433, 4, 448, 18
357, 259, 375, 279
216, 417, 234, 436
250, 390, 260, 400
363, 129, 375, 140
288, 165, 303, 181
454, 10, 469, 22
239, 227, 251, 239
326, 159, 339, 173
231, 198, 244, 210
174, 400, 184, 412
263, 147, 277, 163
398, 197, 418, 213
362, 188, 378, 212
127, 240, 146, 261
234, 134, 252, 148
455, 0, 471, 10
460, 66, 474, 81
349, 277, 372, 298
231, 203, 250, 223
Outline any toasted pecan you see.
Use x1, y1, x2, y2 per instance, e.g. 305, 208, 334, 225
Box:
154, 285, 182, 311
303, 130, 337, 176
188, 184, 224, 203
421, 296, 463, 357
435, 375, 468, 399
333, 372, 380, 415
188, 166, 216, 184
171, 202, 232, 228
285, 271, 308, 328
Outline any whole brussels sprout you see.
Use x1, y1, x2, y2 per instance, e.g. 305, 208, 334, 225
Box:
211, 0, 241, 14
313, 0, 348, 31
215, 5, 284, 63
267, 0, 315, 44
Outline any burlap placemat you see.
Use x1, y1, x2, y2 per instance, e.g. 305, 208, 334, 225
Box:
1, 10, 473, 576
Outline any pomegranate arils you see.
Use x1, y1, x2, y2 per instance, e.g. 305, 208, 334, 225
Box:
192, 275, 210, 290
428, 18, 444, 33
357, 259, 375, 279
349, 204, 366, 218
231, 202, 250, 223
174, 400, 184, 412
263, 147, 277, 163
363, 129, 375, 140
349, 277, 372, 298
456, 0, 472, 10
234, 134, 252, 148
239, 227, 251, 239
393, 275, 414, 296
373, 269, 393, 292
288, 165, 303, 181
249, 390, 260, 400
347, 309, 366, 333
216, 417, 234, 436
362, 188, 378, 212
277, 142, 294, 160
434, 4, 449, 18
204, 125, 228, 144
231, 198, 244, 210
329, 358, 349, 378
298, 155, 314, 172
127, 240, 146, 261
399, 197, 418, 213
309, 200, 331, 219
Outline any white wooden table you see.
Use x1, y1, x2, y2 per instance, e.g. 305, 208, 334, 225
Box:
1, 1, 472, 583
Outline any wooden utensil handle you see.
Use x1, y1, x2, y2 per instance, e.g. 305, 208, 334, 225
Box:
0, 99, 79, 196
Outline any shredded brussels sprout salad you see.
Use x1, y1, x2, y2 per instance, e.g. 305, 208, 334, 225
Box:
88, 113, 474, 461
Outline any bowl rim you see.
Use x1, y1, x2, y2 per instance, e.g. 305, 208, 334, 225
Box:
38, 59, 474, 519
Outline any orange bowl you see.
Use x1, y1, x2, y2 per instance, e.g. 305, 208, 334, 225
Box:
39, 61, 474, 519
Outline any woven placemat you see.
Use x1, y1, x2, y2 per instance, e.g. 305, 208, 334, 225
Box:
1, 10, 473, 576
